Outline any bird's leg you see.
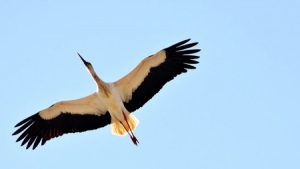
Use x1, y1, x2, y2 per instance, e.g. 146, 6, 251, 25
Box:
120, 122, 134, 141
121, 111, 139, 145
119, 121, 139, 145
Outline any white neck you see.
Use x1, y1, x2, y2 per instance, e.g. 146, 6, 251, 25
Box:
88, 66, 110, 97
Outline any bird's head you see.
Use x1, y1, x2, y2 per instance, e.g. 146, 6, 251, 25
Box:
77, 53, 93, 69
77, 53, 100, 82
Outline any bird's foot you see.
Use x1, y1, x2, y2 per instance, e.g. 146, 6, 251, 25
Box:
130, 135, 139, 146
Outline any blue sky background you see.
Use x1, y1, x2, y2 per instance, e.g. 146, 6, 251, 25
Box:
1, 1, 299, 169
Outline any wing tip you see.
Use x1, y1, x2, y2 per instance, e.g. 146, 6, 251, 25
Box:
165, 39, 200, 53
183, 38, 191, 42
14, 113, 39, 127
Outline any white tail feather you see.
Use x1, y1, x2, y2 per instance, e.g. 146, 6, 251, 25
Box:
111, 113, 139, 136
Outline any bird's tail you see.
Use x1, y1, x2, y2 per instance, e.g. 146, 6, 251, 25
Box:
111, 113, 139, 136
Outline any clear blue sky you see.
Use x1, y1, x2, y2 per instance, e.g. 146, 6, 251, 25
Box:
1, 1, 299, 169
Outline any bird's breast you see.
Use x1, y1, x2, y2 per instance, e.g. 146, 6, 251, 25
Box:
97, 84, 127, 121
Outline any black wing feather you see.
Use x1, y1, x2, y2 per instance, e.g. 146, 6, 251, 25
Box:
12, 112, 111, 150
124, 39, 200, 112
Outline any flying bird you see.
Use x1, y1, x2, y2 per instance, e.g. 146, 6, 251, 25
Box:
12, 39, 200, 150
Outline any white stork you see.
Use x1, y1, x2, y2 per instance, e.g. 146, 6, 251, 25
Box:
12, 39, 200, 150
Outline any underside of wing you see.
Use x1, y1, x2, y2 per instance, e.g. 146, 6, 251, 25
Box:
12, 93, 111, 150
114, 39, 200, 112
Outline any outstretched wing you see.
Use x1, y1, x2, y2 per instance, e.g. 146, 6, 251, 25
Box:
12, 93, 111, 150
114, 39, 200, 112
